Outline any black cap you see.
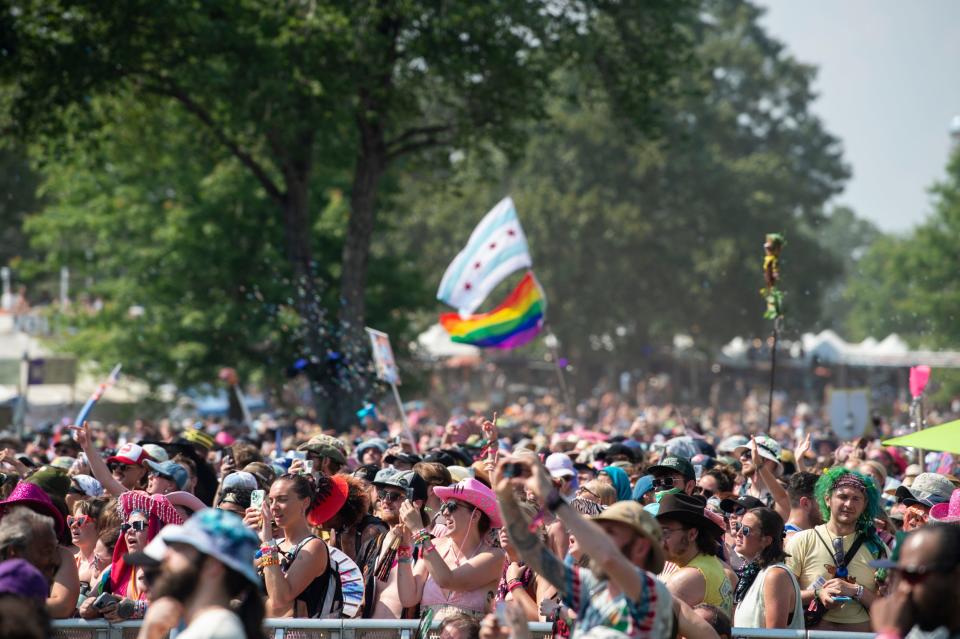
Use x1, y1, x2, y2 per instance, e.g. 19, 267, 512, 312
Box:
384, 451, 422, 466
648, 456, 696, 481
598, 444, 637, 463
719, 495, 765, 515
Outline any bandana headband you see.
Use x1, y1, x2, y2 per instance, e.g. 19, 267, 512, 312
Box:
833, 474, 866, 494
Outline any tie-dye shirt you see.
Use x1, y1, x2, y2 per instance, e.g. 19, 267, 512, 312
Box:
561, 563, 675, 639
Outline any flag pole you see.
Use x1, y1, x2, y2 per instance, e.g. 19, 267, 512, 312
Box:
544, 324, 574, 418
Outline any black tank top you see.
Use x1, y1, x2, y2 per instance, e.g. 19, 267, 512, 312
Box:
280, 535, 343, 618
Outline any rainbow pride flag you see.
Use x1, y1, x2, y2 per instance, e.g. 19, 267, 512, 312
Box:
440, 271, 546, 349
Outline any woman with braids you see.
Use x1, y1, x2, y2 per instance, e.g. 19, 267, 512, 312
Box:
244, 473, 347, 618
731, 508, 802, 629
785, 467, 889, 632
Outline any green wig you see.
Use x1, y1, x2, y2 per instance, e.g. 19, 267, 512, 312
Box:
815, 467, 885, 554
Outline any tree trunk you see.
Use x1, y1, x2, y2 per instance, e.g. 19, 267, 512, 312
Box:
336, 121, 387, 425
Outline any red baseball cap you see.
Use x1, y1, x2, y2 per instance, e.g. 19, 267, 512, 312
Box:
106, 443, 153, 465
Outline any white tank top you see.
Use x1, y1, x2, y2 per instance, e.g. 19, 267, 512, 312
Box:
733, 563, 804, 629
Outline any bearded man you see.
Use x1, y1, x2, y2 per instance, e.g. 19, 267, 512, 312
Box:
126, 509, 263, 639
785, 468, 889, 633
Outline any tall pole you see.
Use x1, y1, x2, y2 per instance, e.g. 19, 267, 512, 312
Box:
544, 327, 574, 419
761, 233, 785, 431
767, 317, 781, 430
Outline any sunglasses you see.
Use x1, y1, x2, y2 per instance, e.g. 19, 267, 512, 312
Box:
440, 501, 462, 515
108, 462, 134, 473
377, 490, 404, 504
694, 487, 715, 499
67, 515, 90, 528
652, 477, 676, 489
120, 520, 149, 533
734, 523, 753, 537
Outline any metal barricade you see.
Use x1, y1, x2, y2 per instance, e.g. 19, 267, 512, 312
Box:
51, 619, 877, 639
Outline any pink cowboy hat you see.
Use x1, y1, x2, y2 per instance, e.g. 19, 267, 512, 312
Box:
930, 488, 960, 523
433, 478, 503, 529
0, 481, 67, 539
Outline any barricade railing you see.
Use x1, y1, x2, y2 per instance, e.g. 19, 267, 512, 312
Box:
50, 619, 877, 639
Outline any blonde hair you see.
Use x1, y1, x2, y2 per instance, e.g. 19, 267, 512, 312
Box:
584, 479, 617, 506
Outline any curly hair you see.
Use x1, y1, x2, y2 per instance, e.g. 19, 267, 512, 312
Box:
815, 467, 884, 553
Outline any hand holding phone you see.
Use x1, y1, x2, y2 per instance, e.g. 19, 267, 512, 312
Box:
250, 489, 266, 510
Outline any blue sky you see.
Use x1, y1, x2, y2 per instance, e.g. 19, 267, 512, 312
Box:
760, 0, 960, 232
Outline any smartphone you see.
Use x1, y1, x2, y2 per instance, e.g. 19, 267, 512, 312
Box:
495, 601, 508, 624
93, 593, 119, 609
302, 459, 314, 475
116, 598, 136, 619
291, 451, 307, 461
501, 463, 528, 479
250, 489, 266, 510
833, 596, 852, 603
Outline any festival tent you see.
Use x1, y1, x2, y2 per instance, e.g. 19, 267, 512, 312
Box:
883, 419, 960, 455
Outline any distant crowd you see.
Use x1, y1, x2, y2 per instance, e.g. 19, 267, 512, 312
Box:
1, 392, 959, 639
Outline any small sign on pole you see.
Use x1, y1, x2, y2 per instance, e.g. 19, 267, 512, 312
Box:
828, 388, 870, 441
365, 328, 416, 451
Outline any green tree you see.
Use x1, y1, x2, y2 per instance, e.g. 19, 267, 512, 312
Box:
387, 0, 851, 391
845, 147, 960, 345
4, 0, 697, 419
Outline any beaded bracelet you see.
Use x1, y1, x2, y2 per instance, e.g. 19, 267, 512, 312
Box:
413, 529, 433, 546
258, 555, 280, 568
397, 545, 413, 560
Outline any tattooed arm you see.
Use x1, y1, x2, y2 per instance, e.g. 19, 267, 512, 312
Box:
497, 485, 572, 601
496, 458, 648, 604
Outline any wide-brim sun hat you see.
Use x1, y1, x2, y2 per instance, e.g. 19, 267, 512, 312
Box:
433, 478, 503, 528
593, 500, 666, 573
930, 488, 960, 522
0, 481, 67, 539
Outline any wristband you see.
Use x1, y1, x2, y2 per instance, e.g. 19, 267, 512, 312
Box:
397, 545, 413, 560
545, 489, 564, 513
397, 557, 414, 565
855, 584, 864, 600
422, 541, 436, 555
507, 579, 525, 593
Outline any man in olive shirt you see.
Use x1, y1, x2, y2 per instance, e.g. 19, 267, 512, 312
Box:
785, 468, 888, 632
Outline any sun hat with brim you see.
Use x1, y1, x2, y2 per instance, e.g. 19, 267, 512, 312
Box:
297, 434, 348, 466
895, 473, 953, 508
127, 508, 261, 587
647, 455, 696, 482
0, 559, 49, 603
719, 495, 765, 515
434, 478, 502, 528
0, 481, 66, 540
656, 493, 723, 534
717, 435, 750, 454
930, 488, 960, 522
307, 474, 349, 526
593, 500, 666, 573
107, 442, 153, 466
733, 436, 782, 467
145, 460, 189, 491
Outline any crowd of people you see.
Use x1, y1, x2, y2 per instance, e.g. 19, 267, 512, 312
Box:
1, 394, 960, 639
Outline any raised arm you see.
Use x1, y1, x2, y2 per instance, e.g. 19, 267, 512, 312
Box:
73, 422, 126, 497
752, 438, 790, 520
495, 472, 572, 602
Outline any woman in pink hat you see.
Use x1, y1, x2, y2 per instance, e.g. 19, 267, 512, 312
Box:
396, 478, 505, 620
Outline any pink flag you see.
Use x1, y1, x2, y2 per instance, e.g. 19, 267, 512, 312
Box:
910, 365, 931, 398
